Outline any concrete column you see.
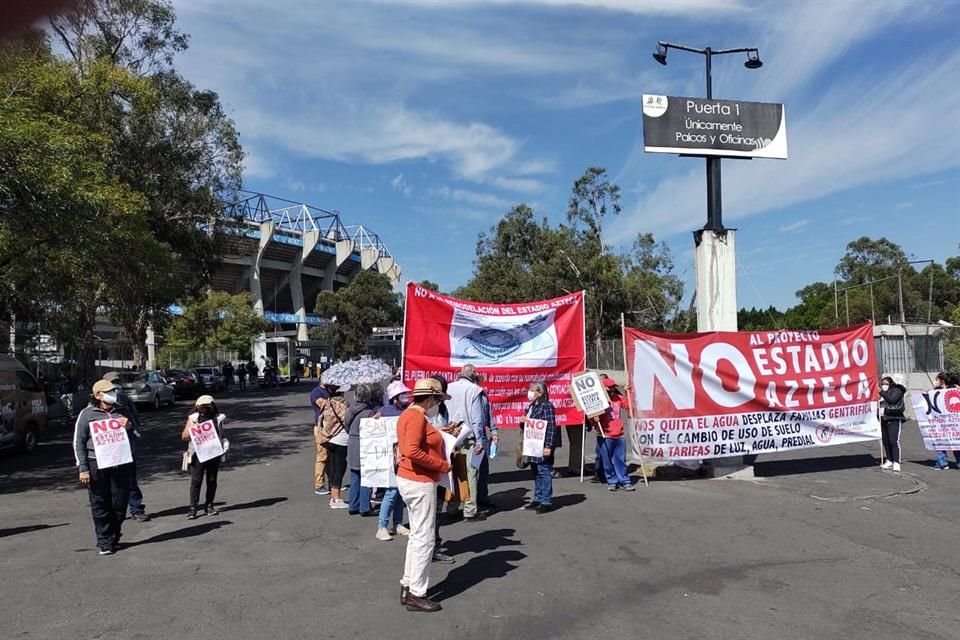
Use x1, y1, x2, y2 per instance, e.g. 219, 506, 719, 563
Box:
290, 263, 309, 342
251, 222, 274, 344
694, 229, 751, 478
335, 239, 354, 268
360, 247, 379, 271
146, 324, 157, 370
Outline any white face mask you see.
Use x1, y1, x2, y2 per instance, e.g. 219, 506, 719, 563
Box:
100, 391, 118, 406
426, 402, 440, 418
527, 390, 538, 402
880, 384, 890, 392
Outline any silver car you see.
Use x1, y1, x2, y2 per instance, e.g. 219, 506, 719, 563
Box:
112, 371, 176, 410
193, 366, 224, 392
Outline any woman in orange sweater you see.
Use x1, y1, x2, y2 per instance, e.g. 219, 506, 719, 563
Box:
396, 378, 453, 613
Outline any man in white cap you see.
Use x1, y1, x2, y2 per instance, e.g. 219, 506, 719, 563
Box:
446, 365, 486, 521
74, 379, 136, 555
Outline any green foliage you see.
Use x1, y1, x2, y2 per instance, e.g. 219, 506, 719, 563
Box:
944, 306, 960, 373
165, 291, 267, 352
457, 168, 684, 342
314, 271, 403, 359
418, 280, 440, 293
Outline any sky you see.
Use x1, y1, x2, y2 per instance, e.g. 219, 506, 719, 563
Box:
171, 0, 960, 312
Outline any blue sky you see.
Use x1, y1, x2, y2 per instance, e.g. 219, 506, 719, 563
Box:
172, 0, 960, 311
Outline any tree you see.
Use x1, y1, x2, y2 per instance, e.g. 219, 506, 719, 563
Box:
418, 280, 440, 293
165, 291, 267, 352
314, 271, 403, 359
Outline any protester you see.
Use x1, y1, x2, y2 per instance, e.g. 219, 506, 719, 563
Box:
102, 371, 149, 522
593, 378, 634, 491
428, 375, 456, 564
246, 360, 258, 387
446, 364, 487, 522
396, 378, 452, 612
476, 377, 496, 510
347, 383, 382, 516
519, 381, 561, 513
879, 375, 907, 472
74, 379, 135, 555
322, 386, 350, 509
222, 361, 234, 391
311, 381, 331, 496
237, 363, 247, 391
375, 381, 412, 540
181, 395, 226, 519
932, 371, 959, 470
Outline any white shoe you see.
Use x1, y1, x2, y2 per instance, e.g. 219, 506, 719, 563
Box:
395, 524, 410, 536
329, 499, 348, 509
880, 461, 893, 470
376, 527, 394, 541
892, 462, 901, 472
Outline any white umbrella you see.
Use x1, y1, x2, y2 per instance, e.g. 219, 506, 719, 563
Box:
321, 358, 393, 387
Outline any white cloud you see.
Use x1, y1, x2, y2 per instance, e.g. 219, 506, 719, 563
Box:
372, 0, 747, 15
895, 202, 914, 210
430, 186, 513, 209
284, 179, 306, 192
391, 174, 414, 197
778, 219, 810, 233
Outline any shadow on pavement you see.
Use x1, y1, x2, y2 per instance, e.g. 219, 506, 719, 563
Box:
428, 549, 526, 602
485, 487, 528, 511
550, 492, 586, 511
0, 386, 311, 495
221, 496, 288, 512
128, 520, 232, 547
754, 453, 878, 477
444, 528, 521, 556
488, 469, 532, 485
0, 523, 69, 538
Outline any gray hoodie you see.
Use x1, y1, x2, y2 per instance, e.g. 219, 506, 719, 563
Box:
73, 405, 134, 473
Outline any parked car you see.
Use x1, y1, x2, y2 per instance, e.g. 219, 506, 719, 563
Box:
110, 370, 175, 410
194, 366, 224, 392
165, 368, 201, 399
0, 355, 49, 453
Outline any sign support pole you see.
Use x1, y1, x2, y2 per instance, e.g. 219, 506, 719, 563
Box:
621, 314, 649, 487
580, 289, 587, 483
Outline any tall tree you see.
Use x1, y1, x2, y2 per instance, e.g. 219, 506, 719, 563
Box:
315, 271, 403, 359
165, 291, 267, 352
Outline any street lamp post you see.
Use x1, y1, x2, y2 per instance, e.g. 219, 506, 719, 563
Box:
652, 41, 763, 477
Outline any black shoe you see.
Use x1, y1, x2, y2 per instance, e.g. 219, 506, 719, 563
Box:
130, 512, 151, 522
523, 501, 541, 510
464, 513, 487, 522
98, 547, 114, 556
590, 477, 603, 484
360, 511, 377, 518
186, 508, 198, 520
204, 505, 219, 516
348, 510, 360, 515
432, 551, 455, 564
536, 505, 553, 514
400, 586, 409, 606
405, 594, 442, 612
477, 500, 496, 509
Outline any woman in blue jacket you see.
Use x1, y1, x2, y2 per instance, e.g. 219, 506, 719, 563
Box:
519, 381, 561, 514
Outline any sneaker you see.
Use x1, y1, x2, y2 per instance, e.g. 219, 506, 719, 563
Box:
523, 501, 541, 510
129, 512, 151, 522
329, 499, 349, 510
607, 485, 618, 491
464, 513, 487, 522
892, 462, 901, 472
395, 524, 410, 536
204, 505, 219, 516
98, 548, 114, 556
621, 484, 636, 492
535, 504, 553, 514
932, 464, 948, 471
432, 551, 455, 564
315, 487, 331, 496
186, 508, 198, 520
880, 461, 893, 470
376, 527, 394, 541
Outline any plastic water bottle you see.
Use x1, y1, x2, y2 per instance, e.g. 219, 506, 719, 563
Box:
489, 440, 499, 459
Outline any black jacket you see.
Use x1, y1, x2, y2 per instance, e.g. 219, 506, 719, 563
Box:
880, 383, 906, 419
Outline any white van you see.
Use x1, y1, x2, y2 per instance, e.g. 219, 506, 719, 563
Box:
0, 355, 49, 453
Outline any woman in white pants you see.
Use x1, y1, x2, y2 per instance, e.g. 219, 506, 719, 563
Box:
395, 378, 452, 612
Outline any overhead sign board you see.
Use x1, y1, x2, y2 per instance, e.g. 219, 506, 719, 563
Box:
642, 95, 787, 159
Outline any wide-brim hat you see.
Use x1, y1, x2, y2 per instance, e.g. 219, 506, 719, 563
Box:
411, 378, 450, 400
196, 394, 215, 406
92, 379, 117, 395
386, 381, 412, 401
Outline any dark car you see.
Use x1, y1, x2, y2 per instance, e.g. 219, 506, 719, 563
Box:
165, 368, 201, 399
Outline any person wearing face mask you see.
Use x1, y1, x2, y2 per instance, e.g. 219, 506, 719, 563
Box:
346, 383, 383, 516
879, 376, 907, 472
446, 364, 487, 522
73, 379, 135, 555
518, 381, 561, 513
375, 381, 412, 541
396, 378, 453, 612
932, 372, 960, 470
181, 395, 226, 519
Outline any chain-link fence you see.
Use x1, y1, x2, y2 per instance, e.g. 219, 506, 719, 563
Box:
155, 347, 240, 370
588, 339, 625, 371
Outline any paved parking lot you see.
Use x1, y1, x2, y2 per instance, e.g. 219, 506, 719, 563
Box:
1, 386, 957, 640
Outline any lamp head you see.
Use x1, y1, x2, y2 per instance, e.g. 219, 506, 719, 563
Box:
652, 43, 667, 66
744, 49, 763, 69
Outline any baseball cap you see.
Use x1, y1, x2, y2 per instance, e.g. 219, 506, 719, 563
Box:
196, 394, 215, 406
92, 379, 117, 395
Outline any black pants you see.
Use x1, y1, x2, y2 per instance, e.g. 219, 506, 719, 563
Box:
190, 455, 221, 507
128, 458, 145, 515
325, 444, 348, 489
87, 461, 132, 550
881, 418, 903, 463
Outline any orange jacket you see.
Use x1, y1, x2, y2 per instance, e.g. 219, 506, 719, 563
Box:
397, 406, 450, 483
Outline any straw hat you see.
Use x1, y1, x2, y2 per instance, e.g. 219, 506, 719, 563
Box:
411, 378, 450, 400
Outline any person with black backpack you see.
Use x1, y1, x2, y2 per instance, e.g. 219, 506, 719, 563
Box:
879, 376, 907, 472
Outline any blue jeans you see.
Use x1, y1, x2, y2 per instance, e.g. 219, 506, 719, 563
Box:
599, 437, 630, 486
348, 469, 372, 513
128, 459, 145, 515
531, 460, 553, 506
594, 436, 605, 482
378, 487, 405, 529
935, 450, 960, 468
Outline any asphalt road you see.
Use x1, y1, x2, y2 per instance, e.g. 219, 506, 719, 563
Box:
1, 386, 957, 639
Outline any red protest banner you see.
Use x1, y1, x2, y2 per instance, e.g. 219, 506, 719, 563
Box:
624, 323, 880, 460
402, 284, 586, 427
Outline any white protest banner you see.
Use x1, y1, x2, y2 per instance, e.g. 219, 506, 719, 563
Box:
438, 425, 471, 491
569, 371, 610, 418
522, 418, 548, 457
912, 389, 960, 450
360, 417, 399, 488
190, 420, 224, 462
90, 418, 133, 469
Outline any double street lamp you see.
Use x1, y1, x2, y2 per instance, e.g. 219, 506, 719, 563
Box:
651, 41, 763, 232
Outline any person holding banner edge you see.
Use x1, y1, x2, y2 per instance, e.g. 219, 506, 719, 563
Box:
519, 381, 561, 513
181, 395, 227, 519
74, 379, 135, 555
593, 378, 634, 491
931, 372, 960, 470
879, 376, 906, 472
